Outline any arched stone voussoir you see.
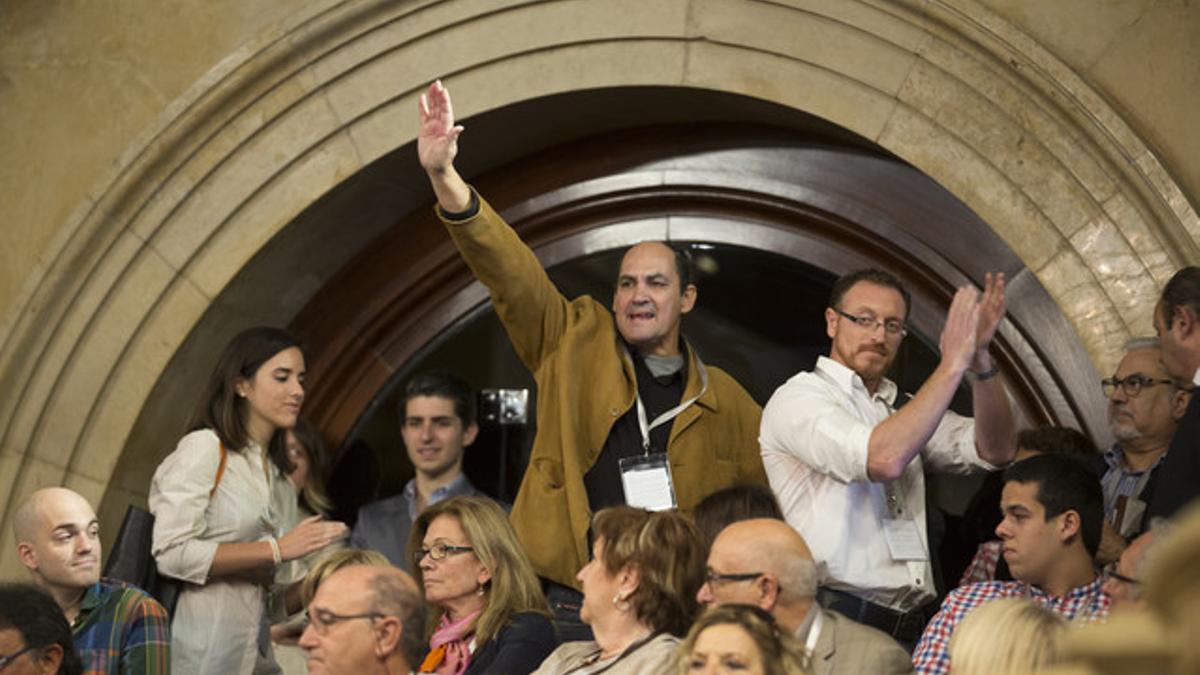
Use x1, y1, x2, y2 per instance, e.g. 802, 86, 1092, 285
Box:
0, 0, 1194, 579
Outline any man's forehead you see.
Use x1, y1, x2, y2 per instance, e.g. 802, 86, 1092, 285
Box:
841, 281, 906, 312
312, 571, 371, 610
1001, 480, 1041, 508
405, 395, 456, 418
618, 242, 677, 276
1118, 347, 1166, 376
38, 493, 97, 528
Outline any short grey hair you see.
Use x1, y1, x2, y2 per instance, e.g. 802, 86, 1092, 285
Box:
772, 550, 818, 602
369, 571, 427, 667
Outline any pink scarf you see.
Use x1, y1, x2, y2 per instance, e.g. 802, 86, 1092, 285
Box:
420, 609, 482, 675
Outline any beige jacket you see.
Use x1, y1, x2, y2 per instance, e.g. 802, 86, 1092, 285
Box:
440, 194, 768, 588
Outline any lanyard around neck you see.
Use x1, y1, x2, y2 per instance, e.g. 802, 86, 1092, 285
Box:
633, 352, 708, 455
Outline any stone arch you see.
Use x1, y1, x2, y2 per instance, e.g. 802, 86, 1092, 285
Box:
0, 0, 1194, 576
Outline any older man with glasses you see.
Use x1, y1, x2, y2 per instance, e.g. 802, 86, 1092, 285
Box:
697, 518, 912, 674
299, 565, 427, 675
760, 268, 1017, 647
1092, 338, 1189, 542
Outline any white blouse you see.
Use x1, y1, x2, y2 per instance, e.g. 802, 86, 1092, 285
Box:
150, 428, 294, 675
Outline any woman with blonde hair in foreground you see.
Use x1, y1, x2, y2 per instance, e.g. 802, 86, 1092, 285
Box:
412, 495, 556, 674
678, 604, 807, 675
948, 597, 1065, 675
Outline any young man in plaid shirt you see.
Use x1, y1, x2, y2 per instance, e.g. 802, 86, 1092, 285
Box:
14, 487, 169, 675
912, 454, 1110, 674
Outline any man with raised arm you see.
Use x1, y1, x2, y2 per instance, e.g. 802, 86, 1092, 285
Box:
760, 268, 1017, 646
416, 80, 768, 610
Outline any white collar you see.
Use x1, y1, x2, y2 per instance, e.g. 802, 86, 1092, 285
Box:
814, 355, 898, 405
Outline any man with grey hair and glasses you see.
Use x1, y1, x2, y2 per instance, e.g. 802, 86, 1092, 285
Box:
697, 518, 912, 674
299, 564, 426, 675
1094, 337, 1188, 541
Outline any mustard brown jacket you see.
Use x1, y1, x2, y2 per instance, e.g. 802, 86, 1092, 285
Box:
439, 193, 769, 589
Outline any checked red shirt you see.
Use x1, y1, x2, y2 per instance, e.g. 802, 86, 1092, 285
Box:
912, 577, 1109, 674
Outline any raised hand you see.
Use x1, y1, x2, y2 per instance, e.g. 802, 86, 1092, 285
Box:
418, 80, 464, 175
939, 285, 981, 374
974, 272, 1007, 356
278, 515, 348, 562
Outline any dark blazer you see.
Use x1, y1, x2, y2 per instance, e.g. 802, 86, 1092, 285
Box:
1145, 392, 1200, 524
464, 611, 558, 675
350, 477, 482, 571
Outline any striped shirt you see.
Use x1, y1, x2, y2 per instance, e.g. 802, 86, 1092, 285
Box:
73, 578, 170, 675
912, 578, 1109, 674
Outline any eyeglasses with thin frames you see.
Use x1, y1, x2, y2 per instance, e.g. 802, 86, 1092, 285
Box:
834, 309, 907, 337
1101, 374, 1174, 398
0, 645, 40, 671
413, 542, 475, 566
703, 568, 764, 586
1101, 563, 1141, 587
303, 607, 385, 636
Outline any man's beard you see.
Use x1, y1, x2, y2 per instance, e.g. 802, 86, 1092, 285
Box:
1108, 416, 1142, 443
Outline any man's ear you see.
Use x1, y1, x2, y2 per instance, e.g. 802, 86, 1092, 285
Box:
1176, 305, 1199, 338
462, 422, 479, 447
757, 573, 782, 612
825, 307, 839, 340
16, 541, 38, 573
1172, 389, 1191, 422
1058, 510, 1082, 546
373, 617, 403, 659
680, 284, 698, 315
34, 643, 64, 675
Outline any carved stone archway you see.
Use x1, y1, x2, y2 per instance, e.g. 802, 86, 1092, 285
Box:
0, 0, 1193, 577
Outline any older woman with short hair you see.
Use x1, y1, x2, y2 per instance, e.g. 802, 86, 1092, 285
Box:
534, 506, 706, 674
413, 495, 556, 675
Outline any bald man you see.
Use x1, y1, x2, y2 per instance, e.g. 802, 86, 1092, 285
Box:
299, 564, 427, 675
14, 487, 169, 674
416, 79, 768, 621
698, 519, 912, 675
1102, 531, 1155, 611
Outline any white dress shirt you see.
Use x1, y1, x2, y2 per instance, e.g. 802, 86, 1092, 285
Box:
150, 428, 290, 675
760, 356, 993, 611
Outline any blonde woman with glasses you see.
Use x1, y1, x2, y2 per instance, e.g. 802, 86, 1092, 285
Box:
412, 496, 557, 674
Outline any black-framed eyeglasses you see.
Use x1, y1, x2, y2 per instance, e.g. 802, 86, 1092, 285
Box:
834, 309, 907, 337
704, 568, 765, 586
413, 542, 474, 565
1101, 563, 1141, 587
303, 608, 385, 636
1101, 374, 1174, 398
0, 645, 40, 671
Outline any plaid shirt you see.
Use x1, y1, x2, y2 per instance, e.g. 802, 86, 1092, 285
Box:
73, 578, 170, 675
912, 577, 1109, 674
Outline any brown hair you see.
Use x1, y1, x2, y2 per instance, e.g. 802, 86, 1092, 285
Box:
288, 417, 334, 515
190, 326, 302, 474
691, 484, 784, 553
677, 604, 807, 675
592, 506, 705, 637
299, 548, 391, 606
410, 496, 548, 645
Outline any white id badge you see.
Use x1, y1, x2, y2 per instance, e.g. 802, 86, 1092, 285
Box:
619, 453, 677, 511
882, 518, 928, 561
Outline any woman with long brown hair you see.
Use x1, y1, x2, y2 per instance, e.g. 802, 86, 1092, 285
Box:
150, 327, 347, 675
